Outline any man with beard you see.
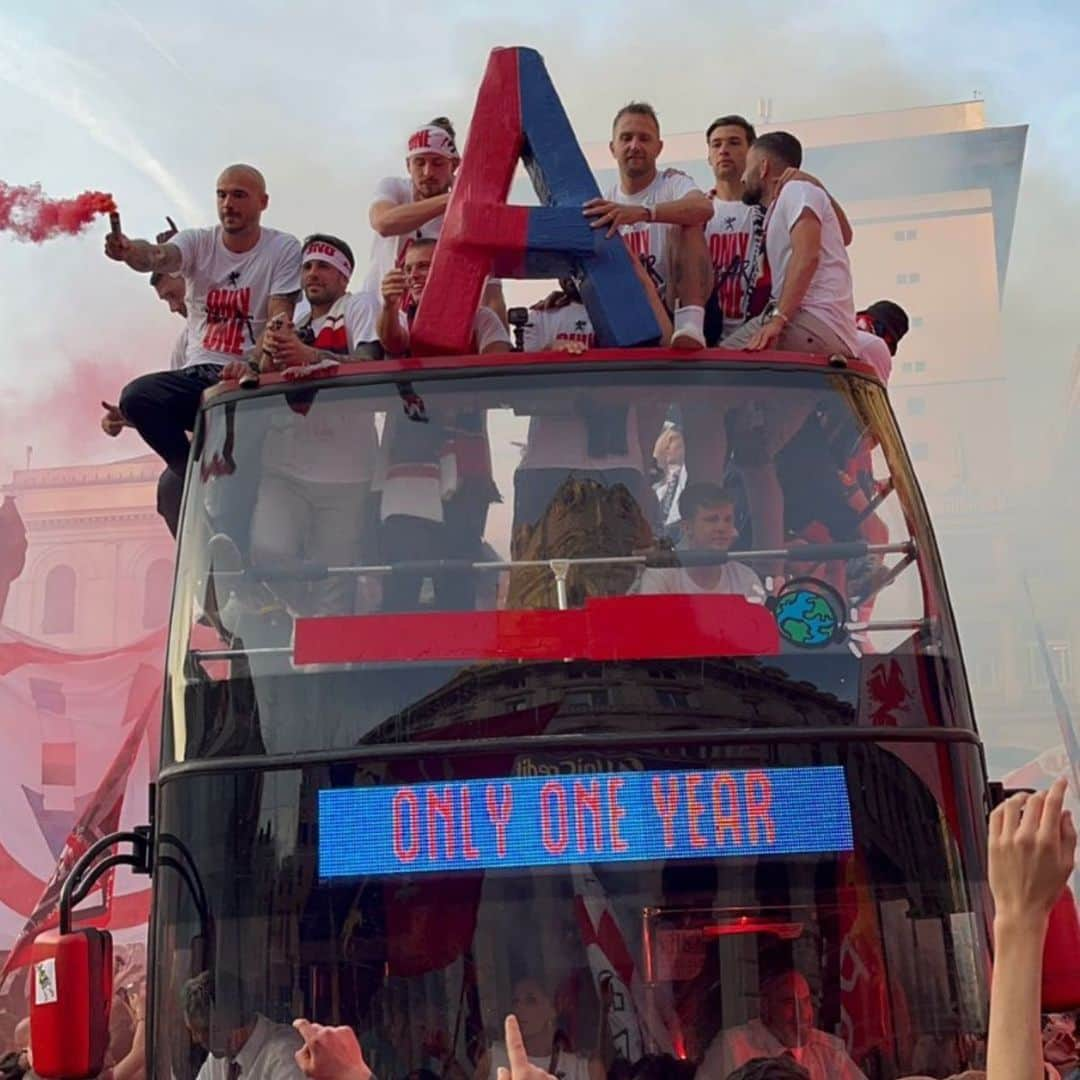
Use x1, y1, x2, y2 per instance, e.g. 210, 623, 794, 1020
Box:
583, 102, 712, 349
364, 118, 505, 318
704, 116, 853, 344
720, 133, 856, 357
102, 164, 301, 535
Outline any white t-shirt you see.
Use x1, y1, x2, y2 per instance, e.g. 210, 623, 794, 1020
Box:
168, 326, 189, 371
635, 560, 763, 599
260, 293, 380, 484
522, 303, 595, 351
696, 1018, 867, 1080
519, 302, 643, 473
362, 176, 444, 295
194, 1014, 303, 1080
486, 1043, 593, 1080
855, 328, 892, 382
172, 226, 302, 367
765, 182, 856, 353
604, 168, 700, 299
706, 198, 766, 338
395, 305, 509, 354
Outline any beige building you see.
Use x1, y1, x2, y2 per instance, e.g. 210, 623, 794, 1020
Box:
2, 455, 173, 650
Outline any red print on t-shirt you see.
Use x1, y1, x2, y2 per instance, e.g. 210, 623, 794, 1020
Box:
203, 287, 252, 355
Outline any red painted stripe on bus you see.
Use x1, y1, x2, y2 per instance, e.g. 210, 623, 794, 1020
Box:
293, 595, 778, 665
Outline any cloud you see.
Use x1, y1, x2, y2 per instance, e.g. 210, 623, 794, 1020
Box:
0, 14, 199, 222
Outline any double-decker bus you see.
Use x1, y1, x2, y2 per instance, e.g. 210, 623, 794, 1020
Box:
30, 45, 1017, 1080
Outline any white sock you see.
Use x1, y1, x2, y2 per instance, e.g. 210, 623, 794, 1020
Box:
673, 304, 705, 335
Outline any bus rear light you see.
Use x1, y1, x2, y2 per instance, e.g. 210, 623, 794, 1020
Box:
29, 928, 112, 1079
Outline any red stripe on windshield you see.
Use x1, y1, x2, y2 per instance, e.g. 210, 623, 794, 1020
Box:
293, 594, 779, 665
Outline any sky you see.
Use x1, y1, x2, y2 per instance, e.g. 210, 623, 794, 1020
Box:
0, 0, 1078, 770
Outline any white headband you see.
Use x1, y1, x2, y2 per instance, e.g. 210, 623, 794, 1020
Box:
302, 240, 353, 280
407, 125, 458, 160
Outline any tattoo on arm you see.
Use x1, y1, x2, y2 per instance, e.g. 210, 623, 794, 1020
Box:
126, 241, 182, 274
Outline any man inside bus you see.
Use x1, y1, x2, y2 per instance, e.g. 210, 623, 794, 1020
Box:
696, 970, 866, 1080
375, 239, 508, 611
633, 482, 763, 599
218, 233, 381, 618
183, 970, 303, 1080
102, 164, 302, 536
583, 102, 712, 349
364, 118, 506, 320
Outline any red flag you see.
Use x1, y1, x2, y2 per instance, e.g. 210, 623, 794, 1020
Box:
0, 655, 159, 976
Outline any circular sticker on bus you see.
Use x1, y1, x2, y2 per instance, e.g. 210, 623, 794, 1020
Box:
769, 578, 847, 648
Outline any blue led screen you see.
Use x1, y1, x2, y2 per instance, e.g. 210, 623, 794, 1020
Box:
318, 766, 854, 878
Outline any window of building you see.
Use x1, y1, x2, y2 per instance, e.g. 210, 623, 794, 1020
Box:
562, 689, 611, 713
893, 228, 918, 242
914, 361, 927, 373
908, 397, 926, 416
142, 558, 173, 629
896, 272, 921, 285
656, 689, 691, 709
1027, 641, 1073, 689
911, 316, 924, 329
42, 564, 76, 635
910, 442, 929, 461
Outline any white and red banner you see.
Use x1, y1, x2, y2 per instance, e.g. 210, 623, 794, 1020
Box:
0, 625, 164, 969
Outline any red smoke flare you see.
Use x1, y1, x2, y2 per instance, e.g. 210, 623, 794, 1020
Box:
0, 183, 116, 243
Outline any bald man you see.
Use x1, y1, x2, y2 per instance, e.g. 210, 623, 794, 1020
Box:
696, 971, 866, 1080
103, 165, 301, 535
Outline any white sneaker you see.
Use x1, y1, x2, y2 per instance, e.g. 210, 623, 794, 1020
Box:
670, 324, 706, 350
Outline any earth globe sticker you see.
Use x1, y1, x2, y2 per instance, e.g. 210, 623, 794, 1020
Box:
771, 579, 846, 648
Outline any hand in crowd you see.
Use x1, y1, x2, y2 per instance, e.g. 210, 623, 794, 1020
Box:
498, 1015, 558, 1080
582, 198, 649, 238
530, 290, 573, 313
100, 400, 129, 437
104, 232, 132, 262
381, 269, 409, 310
989, 776, 1076, 925
776, 168, 827, 194
293, 1019, 372, 1080
155, 217, 179, 244
744, 315, 785, 352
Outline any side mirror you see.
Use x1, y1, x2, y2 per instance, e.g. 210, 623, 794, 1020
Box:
1043, 885, 1080, 1012
29, 928, 113, 1080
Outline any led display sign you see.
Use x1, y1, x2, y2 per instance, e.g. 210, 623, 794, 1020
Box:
319, 766, 853, 878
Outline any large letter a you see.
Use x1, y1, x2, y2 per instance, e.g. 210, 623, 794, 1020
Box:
410, 47, 662, 357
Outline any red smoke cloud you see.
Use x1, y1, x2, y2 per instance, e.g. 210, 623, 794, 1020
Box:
0, 183, 116, 243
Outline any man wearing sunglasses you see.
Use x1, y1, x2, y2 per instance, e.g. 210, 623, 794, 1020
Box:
854, 300, 909, 383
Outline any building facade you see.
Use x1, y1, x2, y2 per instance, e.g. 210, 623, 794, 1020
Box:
1, 455, 173, 650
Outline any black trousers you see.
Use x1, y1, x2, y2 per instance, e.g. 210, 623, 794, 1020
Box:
120, 364, 221, 536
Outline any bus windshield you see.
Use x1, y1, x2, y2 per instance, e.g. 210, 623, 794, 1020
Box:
167, 362, 964, 763
151, 737, 991, 1080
